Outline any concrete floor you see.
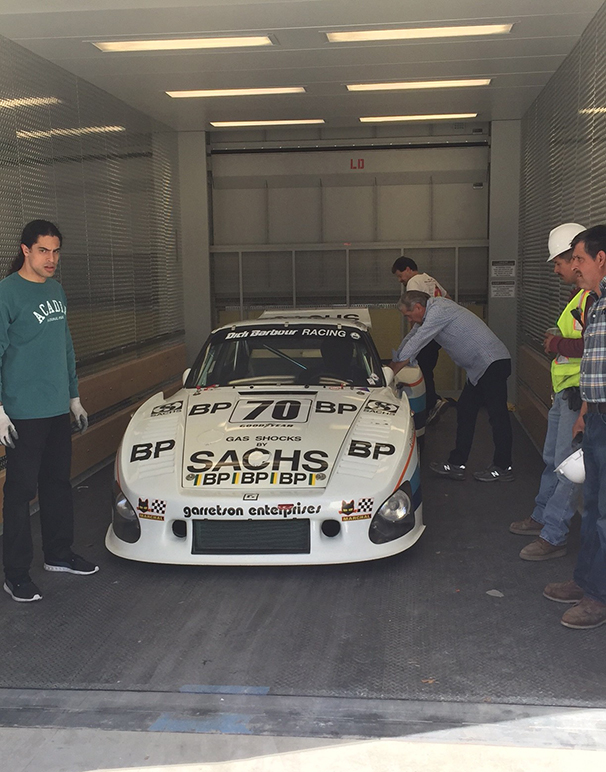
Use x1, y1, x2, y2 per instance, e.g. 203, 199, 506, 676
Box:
2, 726, 606, 771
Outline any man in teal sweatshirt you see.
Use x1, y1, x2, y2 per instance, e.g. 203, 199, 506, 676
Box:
0, 220, 98, 603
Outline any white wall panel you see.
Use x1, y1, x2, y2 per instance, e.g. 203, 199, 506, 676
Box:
210, 138, 489, 310
323, 187, 374, 242
432, 184, 488, 240
212, 146, 488, 180
212, 188, 267, 244
377, 186, 431, 241
269, 187, 321, 244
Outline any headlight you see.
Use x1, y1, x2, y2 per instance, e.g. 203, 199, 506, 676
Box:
112, 482, 141, 543
376, 489, 411, 522
369, 482, 415, 544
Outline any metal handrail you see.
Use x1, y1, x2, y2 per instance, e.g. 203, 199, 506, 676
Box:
210, 240, 489, 317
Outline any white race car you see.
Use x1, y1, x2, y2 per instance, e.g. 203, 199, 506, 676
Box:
107, 309, 425, 565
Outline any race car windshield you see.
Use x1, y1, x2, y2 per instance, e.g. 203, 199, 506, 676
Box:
190, 325, 383, 387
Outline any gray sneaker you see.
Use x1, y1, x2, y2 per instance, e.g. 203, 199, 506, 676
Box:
473, 465, 515, 482
429, 461, 466, 480
4, 578, 43, 602
44, 553, 99, 575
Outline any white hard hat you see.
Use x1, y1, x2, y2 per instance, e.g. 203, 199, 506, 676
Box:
555, 448, 585, 483
547, 223, 586, 261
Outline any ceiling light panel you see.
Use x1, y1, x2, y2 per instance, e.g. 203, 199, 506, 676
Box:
92, 36, 273, 53
167, 87, 306, 98
359, 113, 478, 123
347, 79, 491, 92
210, 119, 325, 128
326, 24, 513, 43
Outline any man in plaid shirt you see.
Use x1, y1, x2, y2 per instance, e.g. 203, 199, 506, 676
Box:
543, 224, 606, 629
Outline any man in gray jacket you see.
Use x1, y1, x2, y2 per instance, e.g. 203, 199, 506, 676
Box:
391, 291, 513, 482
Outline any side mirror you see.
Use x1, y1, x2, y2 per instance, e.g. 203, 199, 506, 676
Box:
382, 365, 394, 386
182, 368, 191, 386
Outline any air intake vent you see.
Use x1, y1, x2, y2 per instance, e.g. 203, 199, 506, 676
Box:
192, 519, 311, 554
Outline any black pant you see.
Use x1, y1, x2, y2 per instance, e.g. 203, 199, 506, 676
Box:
2, 414, 74, 581
448, 359, 512, 469
416, 339, 441, 413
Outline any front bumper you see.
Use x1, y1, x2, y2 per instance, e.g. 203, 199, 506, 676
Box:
105, 504, 424, 566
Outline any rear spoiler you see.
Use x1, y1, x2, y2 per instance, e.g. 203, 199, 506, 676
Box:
259, 308, 372, 329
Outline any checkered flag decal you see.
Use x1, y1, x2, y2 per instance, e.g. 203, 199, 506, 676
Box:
151, 500, 167, 515
357, 498, 374, 514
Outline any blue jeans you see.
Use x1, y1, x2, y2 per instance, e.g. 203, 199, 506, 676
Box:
573, 411, 606, 605
530, 390, 580, 546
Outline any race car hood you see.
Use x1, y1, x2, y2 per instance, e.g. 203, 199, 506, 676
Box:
180, 387, 400, 491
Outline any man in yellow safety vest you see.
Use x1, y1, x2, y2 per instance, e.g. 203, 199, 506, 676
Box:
509, 223, 593, 559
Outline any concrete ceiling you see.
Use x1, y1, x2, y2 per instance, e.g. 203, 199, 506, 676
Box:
0, 0, 603, 132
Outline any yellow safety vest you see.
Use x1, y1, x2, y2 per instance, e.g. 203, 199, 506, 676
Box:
551, 290, 590, 393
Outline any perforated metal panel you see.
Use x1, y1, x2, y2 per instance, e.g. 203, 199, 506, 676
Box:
519, 3, 606, 355
0, 34, 182, 369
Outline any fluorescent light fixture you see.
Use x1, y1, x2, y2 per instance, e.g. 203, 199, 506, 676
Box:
0, 97, 61, 109
92, 36, 273, 53
210, 119, 325, 128
359, 113, 478, 123
167, 87, 306, 98
347, 78, 491, 92
17, 124, 126, 139
579, 107, 606, 114
326, 24, 513, 43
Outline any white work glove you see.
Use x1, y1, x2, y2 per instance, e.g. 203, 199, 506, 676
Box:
70, 397, 88, 433
0, 405, 18, 449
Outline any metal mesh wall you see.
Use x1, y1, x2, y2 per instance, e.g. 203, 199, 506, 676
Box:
519, 3, 606, 353
0, 35, 182, 370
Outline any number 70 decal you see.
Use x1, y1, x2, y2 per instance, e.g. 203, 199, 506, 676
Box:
230, 398, 312, 423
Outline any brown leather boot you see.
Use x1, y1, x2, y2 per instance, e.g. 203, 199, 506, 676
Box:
561, 596, 606, 629
520, 537, 567, 561
509, 517, 542, 536
543, 579, 584, 603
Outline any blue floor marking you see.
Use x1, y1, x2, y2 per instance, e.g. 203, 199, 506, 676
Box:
179, 684, 270, 695
148, 712, 253, 734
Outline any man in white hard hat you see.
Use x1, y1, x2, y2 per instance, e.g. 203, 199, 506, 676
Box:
510, 223, 592, 561
543, 224, 606, 630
